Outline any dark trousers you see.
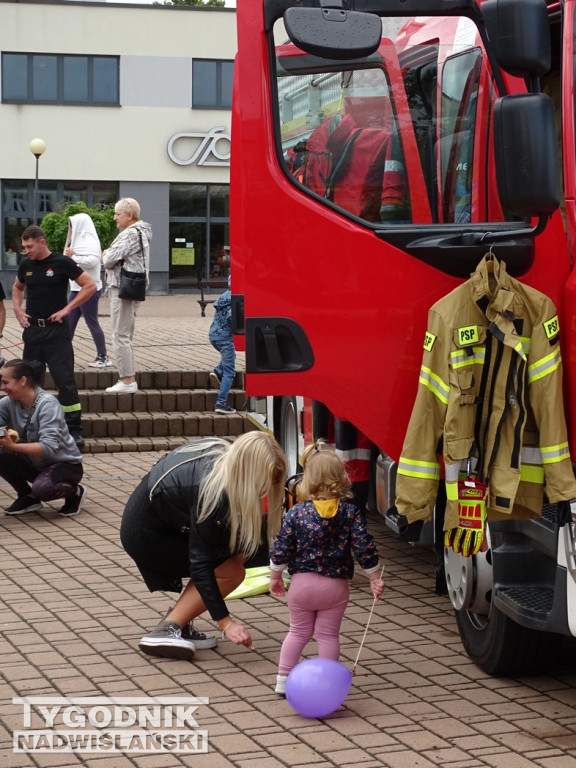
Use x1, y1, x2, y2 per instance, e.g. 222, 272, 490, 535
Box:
23, 323, 82, 433
67, 289, 107, 358
120, 476, 190, 593
0, 452, 83, 500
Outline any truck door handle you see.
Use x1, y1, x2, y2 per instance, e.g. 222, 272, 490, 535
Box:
245, 317, 314, 373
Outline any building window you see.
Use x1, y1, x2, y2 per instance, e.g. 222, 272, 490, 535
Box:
2, 53, 119, 105
192, 60, 233, 109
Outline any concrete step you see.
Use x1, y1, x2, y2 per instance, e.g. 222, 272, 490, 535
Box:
39, 369, 254, 454
77, 388, 246, 416
83, 420, 257, 454
44, 369, 245, 392
80, 401, 249, 439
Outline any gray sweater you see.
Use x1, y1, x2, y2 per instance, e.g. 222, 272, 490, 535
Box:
0, 388, 82, 468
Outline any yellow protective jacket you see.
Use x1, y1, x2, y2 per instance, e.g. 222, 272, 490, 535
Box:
395, 255, 576, 530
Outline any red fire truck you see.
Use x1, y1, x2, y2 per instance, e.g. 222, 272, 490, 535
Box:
230, 0, 576, 674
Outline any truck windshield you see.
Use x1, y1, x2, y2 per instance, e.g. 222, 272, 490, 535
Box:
273, 15, 506, 227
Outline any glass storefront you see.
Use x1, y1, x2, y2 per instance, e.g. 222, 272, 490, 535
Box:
2, 180, 230, 289
168, 182, 229, 290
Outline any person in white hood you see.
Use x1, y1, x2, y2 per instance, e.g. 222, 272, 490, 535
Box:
64, 213, 111, 368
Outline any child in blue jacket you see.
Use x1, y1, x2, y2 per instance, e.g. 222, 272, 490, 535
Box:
209, 276, 236, 414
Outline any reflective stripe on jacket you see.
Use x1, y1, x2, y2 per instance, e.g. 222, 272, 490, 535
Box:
396, 256, 576, 530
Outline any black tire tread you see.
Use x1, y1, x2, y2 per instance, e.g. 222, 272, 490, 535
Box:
455, 606, 563, 676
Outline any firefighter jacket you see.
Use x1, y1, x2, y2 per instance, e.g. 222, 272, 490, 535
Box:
395, 255, 576, 531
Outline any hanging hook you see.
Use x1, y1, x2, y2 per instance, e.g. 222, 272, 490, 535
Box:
484, 243, 495, 273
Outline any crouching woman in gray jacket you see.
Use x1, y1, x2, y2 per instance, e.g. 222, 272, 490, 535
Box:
0, 359, 85, 517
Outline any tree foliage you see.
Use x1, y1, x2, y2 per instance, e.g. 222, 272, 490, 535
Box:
41, 202, 117, 254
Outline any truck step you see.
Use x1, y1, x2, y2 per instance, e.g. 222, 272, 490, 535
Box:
496, 586, 554, 618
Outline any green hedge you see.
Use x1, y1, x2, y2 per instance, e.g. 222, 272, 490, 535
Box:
41, 202, 117, 254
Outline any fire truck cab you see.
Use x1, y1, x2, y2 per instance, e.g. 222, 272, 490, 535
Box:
232, 0, 576, 674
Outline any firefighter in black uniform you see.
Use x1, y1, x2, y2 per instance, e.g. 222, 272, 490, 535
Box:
12, 225, 97, 446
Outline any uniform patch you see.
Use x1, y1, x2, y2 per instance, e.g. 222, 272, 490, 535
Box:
457, 325, 479, 346
543, 315, 559, 340
423, 331, 437, 352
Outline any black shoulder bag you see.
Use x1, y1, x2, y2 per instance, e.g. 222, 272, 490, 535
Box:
118, 229, 147, 302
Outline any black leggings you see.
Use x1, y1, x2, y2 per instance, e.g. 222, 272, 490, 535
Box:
0, 453, 83, 500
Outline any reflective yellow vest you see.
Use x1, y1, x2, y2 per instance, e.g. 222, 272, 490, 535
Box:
396, 255, 576, 530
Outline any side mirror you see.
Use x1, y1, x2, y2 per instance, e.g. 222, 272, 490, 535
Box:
483, 0, 550, 78
284, 7, 382, 61
493, 93, 559, 217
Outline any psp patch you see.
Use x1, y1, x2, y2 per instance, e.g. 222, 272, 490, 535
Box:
457, 325, 479, 346
423, 331, 437, 352
543, 315, 559, 340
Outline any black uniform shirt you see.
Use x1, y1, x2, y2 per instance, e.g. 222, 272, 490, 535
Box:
18, 253, 83, 318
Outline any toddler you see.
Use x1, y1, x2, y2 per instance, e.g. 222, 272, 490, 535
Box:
269, 440, 385, 694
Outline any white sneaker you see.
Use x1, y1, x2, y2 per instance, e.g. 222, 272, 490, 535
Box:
88, 355, 113, 368
105, 380, 138, 393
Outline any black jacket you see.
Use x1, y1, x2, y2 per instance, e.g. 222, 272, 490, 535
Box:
147, 440, 233, 620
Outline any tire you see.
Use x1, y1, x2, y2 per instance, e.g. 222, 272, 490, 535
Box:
455, 603, 564, 676
279, 396, 300, 477
446, 525, 564, 676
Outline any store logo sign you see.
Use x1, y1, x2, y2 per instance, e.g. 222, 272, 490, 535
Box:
167, 126, 230, 167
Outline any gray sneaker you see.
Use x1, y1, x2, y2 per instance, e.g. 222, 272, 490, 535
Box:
182, 623, 218, 650
215, 403, 236, 414
138, 621, 196, 660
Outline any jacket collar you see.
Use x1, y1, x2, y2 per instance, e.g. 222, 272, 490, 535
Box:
471, 255, 526, 360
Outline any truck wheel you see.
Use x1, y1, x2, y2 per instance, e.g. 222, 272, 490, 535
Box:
445, 530, 562, 675
454, 603, 561, 676
279, 396, 300, 477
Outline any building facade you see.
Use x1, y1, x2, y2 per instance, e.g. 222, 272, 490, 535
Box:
0, 0, 235, 294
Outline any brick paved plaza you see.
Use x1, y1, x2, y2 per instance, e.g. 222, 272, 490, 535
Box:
0, 294, 575, 767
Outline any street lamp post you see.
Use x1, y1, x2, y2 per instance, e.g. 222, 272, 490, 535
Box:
29, 138, 46, 225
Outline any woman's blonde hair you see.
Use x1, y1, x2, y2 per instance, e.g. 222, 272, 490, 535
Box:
198, 432, 287, 556
299, 440, 352, 501
115, 197, 140, 220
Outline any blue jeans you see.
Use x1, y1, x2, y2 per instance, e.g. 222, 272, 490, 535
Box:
211, 338, 236, 406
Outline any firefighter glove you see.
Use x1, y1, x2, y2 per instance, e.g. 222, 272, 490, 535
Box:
444, 480, 487, 557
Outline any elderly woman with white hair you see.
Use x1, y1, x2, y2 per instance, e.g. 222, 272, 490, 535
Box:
101, 197, 152, 393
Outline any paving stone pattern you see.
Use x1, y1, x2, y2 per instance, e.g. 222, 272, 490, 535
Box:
0, 294, 575, 767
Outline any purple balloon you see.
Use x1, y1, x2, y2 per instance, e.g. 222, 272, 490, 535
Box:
285, 659, 353, 718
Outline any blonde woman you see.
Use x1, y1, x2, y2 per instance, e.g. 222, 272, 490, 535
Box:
101, 197, 152, 393
120, 432, 287, 660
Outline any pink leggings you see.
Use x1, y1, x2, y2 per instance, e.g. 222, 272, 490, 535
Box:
278, 572, 349, 675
